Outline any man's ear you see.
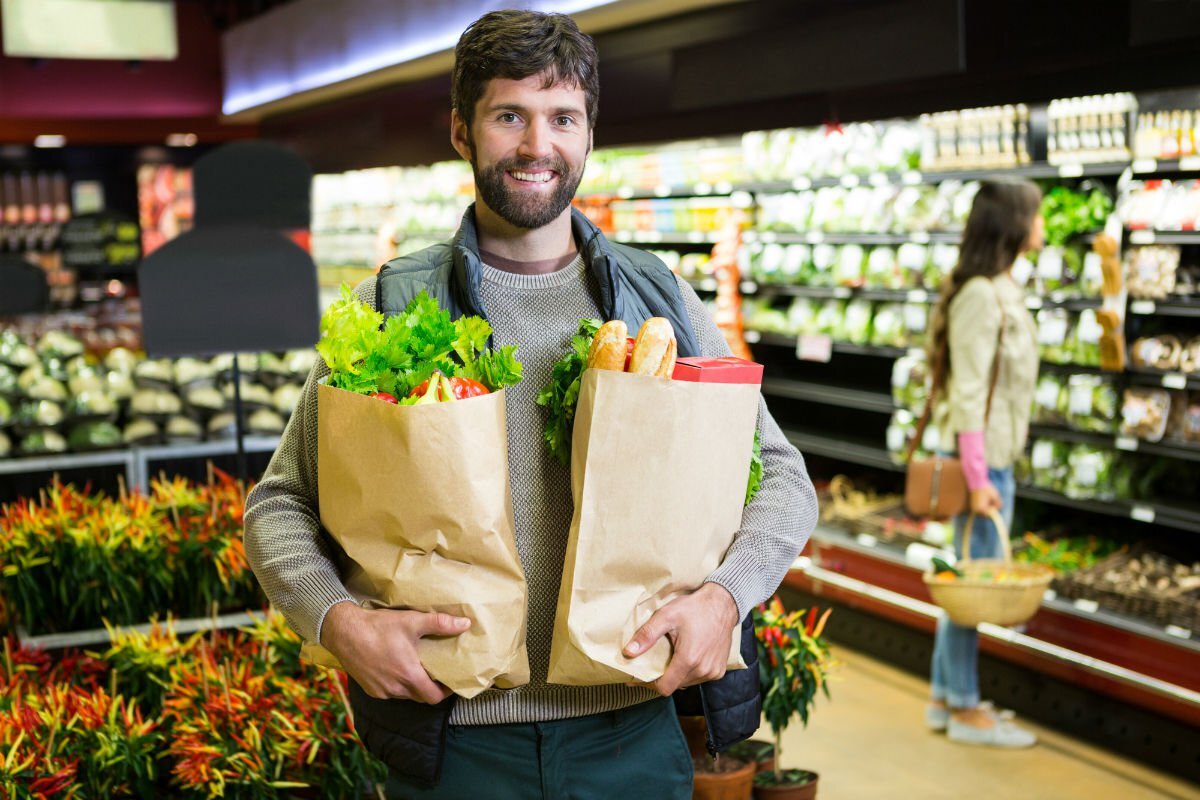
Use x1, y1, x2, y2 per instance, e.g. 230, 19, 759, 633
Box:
450, 109, 472, 161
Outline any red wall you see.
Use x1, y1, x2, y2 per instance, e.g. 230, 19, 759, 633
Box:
0, 3, 223, 119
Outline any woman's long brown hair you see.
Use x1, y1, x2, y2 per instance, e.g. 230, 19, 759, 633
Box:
927, 179, 1042, 385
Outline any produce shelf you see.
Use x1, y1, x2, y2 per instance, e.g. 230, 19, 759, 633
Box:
610, 230, 720, 245
1130, 156, 1200, 175
1127, 368, 1200, 391
18, 610, 261, 651
780, 428, 902, 472
762, 378, 895, 414
1127, 296, 1200, 318
743, 231, 962, 246
1126, 230, 1200, 245
788, 525, 1200, 726
743, 331, 910, 360
1028, 423, 1200, 463
0, 448, 135, 476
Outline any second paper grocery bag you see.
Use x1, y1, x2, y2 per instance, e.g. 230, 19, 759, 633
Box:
305, 383, 529, 698
548, 368, 760, 685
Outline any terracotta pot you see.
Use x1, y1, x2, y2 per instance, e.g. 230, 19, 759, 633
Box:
726, 739, 775, 774
693, 757, 757, 800
752, 770, 819, 800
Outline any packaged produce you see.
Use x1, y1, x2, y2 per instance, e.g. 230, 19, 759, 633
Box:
840, 299, 874, 344
221, 381, 273, 410
865, 246, 902, 289
1125, 246, 1181, 299
105, 370, 136, 400
130, 389, 183, 418
1130, 335, 1183, 371
24, 375, 67, 403
1065, 445, 1117, 500
0, 364, 15, 397
815, 299, 844, 337
35, 330, 85, 360
164, 415, 203, 443
1072, 308, 1103, 367
743, 300, 789, 334
891, 352, 930, 412
833, 244, 866, 287
1183, 337, 1200, 374
18, 429, 67, 455
1065, 374, 1119, 433
787, 297, 820, 336
1078, 251, 1105, 297
173, 357, 216, 388
904, 300, 930, 347
1032, 374, 1068, 425
66, 420, 123, 451
870, 303, 907, 347
134, 359, 175, 390
248, 408, 286, 435
0, 335, 36, 370
811, 243, 837, 286
124, 418, 161, 445
0, 396, 10, 427
104, 346, 138, 374
925, 243, 959, 290
16, 400, 63, 430
273, 383, 303, 417
184, 384, 225, 413
0, 430, 9, 457
1037, 308, 1074, 364
1120, 388, 1172, 442
1029, 438, 1071, 493
897, 242, 929, 287
66, 390, 118, 422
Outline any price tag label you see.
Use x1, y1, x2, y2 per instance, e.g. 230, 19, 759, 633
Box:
855, 533, 878, 548
1129, 230, 1156, 245
1130, 300, 1156, 315
869, 173, 889, 187
1049, 291, 1067, 305
909, 232, 931, 244
902, 170, 923, 186
1115, 436, 1139, 452
694, 182, 713, 195
840, 174, 861, 188
1132, 158, 1158, 174
1130, 504, 1157, 524
1165, 625, 1193, 639
687, 231, 704, 243
1162, 373, 1188, 390
714, 181, 733, 195
1058, 163, 1085, 178
833, 287, 853, 299
906, 289, 929, 303
617, 186, 634, 199
796, 334, 834, 363
760, 231, 778, 243
744, 330, 762, 344
792, 177, 813, 191
1180, 156, 1200, 172
1073, 598, 1100, 614
1031, 441, 1055, 470
740, 281, 758, 294
654, 185, 671, 198
806, 232, 824, 244
1043, 589, 1057, 602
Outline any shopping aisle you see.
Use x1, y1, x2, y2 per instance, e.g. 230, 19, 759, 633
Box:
753, 646, 1198, 800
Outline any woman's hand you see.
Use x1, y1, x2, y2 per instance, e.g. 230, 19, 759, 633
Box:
969, 484, 1002, 516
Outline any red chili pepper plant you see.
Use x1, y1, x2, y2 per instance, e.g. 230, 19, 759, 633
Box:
752, 597, 834, 791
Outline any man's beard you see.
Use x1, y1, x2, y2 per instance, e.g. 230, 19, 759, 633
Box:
471, 153, 583, 230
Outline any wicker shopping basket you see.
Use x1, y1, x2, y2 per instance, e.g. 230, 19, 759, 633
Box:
923, 511, 1055, 627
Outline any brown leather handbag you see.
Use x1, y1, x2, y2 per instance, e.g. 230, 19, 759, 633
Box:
905, 303, 1005, 520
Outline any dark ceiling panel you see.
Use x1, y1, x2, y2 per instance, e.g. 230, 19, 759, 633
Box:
671, 0, 962, 111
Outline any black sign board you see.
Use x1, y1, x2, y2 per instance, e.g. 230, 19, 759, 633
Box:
138, 224, 319, 359
193, 141, 312, 230
0, 255, 49, 314
60, 212, 141, 271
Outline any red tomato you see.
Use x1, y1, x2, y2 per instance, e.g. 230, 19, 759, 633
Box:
624, 336, 635, 371
371, 391, 399, 404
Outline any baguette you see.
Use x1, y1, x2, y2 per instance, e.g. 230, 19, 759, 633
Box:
587, 320, 629, 371
629, 317, 677, 378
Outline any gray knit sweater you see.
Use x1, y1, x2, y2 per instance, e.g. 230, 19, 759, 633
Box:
243, 252, 818, 725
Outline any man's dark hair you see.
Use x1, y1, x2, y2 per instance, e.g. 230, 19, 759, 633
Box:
452, 9, 599, 130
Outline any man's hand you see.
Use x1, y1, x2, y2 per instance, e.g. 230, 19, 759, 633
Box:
321, 601, 470, 704
623, 582, 739, 697
969, 484, 1002, 516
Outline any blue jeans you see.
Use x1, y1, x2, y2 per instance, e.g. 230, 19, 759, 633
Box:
929, 466, 1015, 709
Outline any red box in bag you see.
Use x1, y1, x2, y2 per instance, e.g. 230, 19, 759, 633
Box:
671, 356, 763, 385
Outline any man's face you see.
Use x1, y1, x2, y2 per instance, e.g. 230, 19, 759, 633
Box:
452, 73, 592, 230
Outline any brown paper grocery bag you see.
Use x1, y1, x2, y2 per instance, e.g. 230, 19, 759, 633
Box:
303, 383, 529, 698
547, 369, 760, 685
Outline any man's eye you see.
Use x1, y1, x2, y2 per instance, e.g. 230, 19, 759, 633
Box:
555, 116, 574, 126
499, 112, 519, 123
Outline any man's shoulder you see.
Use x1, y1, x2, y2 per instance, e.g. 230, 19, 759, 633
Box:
605, 239, 672, 278
378, 242, 454, 278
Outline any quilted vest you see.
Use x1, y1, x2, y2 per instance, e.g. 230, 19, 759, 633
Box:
352, 205, 761, 788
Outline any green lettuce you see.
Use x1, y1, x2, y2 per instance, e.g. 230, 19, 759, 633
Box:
536, 318, 602, 465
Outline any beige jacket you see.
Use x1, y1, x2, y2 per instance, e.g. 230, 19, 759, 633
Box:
935, 273, 1039, 468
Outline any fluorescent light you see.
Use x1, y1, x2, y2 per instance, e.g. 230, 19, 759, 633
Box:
223, 0, 618, 115
34, 135, 66, 148
167, 133, 198, 147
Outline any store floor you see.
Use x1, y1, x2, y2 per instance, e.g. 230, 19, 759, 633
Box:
752, 646, 1198, 800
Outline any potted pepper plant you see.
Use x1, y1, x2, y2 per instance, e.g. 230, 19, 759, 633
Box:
750, 597, 834, 799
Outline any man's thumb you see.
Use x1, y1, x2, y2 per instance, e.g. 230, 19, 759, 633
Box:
419, 611, 471, 637
625, 615, 667, 658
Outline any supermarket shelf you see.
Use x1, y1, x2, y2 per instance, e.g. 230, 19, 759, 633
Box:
1016, 485, 1200, 534
611, 229, 720, 245
920, 161, 1131, 182
1130, 156, 1200, 175
1126, 229, 1200, 245
744, 231, 962, 246
781, 428, 902, 472
751, 284, 855, 299
762, 378, 895, 414
791, 527, 1200, 725
18, 610, 262, 651
1028, 423, 1200, 463
0, 448, 135, 476
1127, 367, 1200, 391
1037, 361, 1110, 375
1127, 296, 1200, 318
744, 330, 799, 347
743, 331, 910, 360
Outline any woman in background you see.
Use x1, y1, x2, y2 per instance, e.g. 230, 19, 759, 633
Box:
925, 180, 1042, 747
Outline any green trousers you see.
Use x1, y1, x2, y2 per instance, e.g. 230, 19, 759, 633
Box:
385, 697, 694, 800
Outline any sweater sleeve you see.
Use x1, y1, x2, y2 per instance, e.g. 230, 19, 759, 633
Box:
947, 277, 1003, 434
242, 282, 378, 644
673, 277, 819, 619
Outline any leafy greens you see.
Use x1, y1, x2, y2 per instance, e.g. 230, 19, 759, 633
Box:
316, 284, 522, 403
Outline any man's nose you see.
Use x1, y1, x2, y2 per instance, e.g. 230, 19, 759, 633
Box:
517, 119, 553, 161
